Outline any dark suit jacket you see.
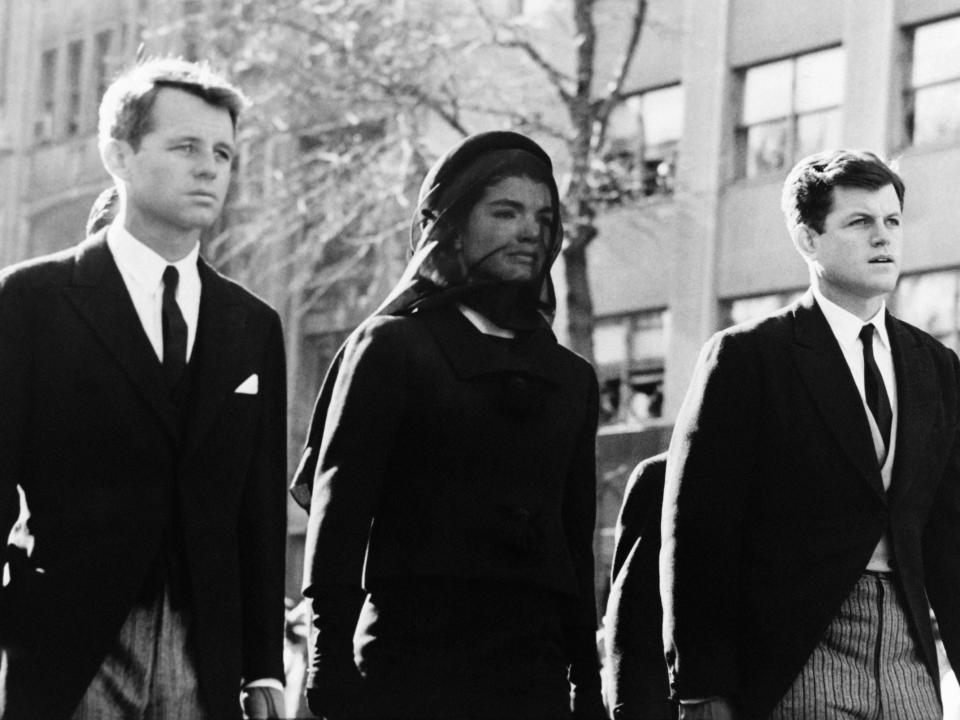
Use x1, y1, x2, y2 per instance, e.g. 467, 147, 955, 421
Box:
0, 233, 287, 720
604, 453, 675, 719
302, 303, 601, 695
661, 290, 960, 719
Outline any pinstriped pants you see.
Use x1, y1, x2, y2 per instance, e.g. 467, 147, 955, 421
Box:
768, 572, 941, 720
70, 584, 206, 720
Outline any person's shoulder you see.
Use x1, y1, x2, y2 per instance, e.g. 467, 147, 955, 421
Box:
0, 244, 81, 294
203, 264, 278, 317
890, 314, 960, 369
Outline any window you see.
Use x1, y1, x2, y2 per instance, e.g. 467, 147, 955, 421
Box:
893, 270, 960, 355
66, 40, 84, 136
719, 290, 804, 329
36, 48, 57, 142
905, 16, 960, 147
737, 47, 844, 178
600, 84, 684, 201
594, 309, 668, 428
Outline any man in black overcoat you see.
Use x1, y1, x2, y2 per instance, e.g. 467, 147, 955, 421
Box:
662, 150, 960, 719
0, 58, 286, 719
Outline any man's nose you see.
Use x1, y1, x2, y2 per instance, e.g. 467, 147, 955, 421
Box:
193, 151, 218, 178
871, 221, 894, 245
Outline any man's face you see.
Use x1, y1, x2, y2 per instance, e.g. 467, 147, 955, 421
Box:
803, 184, 902, 317
121, 87, 235, 238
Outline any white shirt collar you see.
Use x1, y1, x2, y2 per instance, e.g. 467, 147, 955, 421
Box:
812, 285, 890, 352
456, 303, 516, 338
106, 222, 200, 295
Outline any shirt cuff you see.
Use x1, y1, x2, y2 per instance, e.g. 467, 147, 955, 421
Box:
243, 678, 284, 691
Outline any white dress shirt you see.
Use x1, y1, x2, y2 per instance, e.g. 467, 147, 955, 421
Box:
813, 286, 897, 572
105, 223, 201, 363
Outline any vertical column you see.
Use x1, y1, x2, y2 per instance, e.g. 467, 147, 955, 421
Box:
840, 0, 899, 152
663, 0, 731, 420
0, 0, 39, 268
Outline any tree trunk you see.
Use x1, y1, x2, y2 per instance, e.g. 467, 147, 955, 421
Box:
563, 205, 597, 363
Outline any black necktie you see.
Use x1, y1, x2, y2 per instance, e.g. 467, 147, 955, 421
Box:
859, 324, 892, 450
162, 265, 187, 388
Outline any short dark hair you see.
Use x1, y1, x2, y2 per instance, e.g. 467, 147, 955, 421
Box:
781, 150, 905, 233
98, 57, 248, 151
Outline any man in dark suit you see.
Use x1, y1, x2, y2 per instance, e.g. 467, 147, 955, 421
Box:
0, 58, 287, 719
661, 150, 960, 719
604, 452, 676, 719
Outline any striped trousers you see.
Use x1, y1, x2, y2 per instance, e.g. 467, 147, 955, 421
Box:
768, 571, 941, 720
70, 583, 206, 720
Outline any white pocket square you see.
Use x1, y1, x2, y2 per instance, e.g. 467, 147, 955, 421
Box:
235, 374, 259, 395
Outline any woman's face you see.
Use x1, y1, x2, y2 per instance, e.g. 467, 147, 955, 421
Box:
460, 175, 554, 283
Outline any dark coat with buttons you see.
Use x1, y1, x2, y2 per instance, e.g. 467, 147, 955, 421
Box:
661, 290, 960, 719
301, 302, 600, 692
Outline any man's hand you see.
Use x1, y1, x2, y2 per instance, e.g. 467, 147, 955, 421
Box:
241, 686, 285, 719
679, 697, 735, 720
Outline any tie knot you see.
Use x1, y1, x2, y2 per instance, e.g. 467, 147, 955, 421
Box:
163, 265, 179, 292
859, 324, 875, 344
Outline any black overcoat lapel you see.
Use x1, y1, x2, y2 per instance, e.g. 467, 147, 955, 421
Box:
65, 233, 180, 443
790, 292, 886, 500
887, 314, 939, 505
182, 259, 249, 458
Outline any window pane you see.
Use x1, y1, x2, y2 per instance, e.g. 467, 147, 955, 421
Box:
594, 320, 628, 366
895, 271, 959, 338
745, 119, 789, 177
607, 97, 641, 141
642, 85, 684, 145
795, 47, 844, 112
912, 82, 960, 146
742, 59, 792, 124
796, 108, 841, 160
912, 16, 960, 87
725, 291, 803, 327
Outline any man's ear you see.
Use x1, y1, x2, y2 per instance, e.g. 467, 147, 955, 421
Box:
101, 139, 133, 181
792, 224, 818, 261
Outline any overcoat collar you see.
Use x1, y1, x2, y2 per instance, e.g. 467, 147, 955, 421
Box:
423, 303, 567, 385
66, 232, 249, 454
886, 308, 939, 506
68, 231, 180, 442
791, 289, 939, 503
182, 259, 249, 457
791, 290, 886, 500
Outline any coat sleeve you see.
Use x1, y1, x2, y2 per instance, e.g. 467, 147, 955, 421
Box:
922, 348, 960, 673
238, 310, 288, 684
660, 331, 760, 702
302, 318, 408, 593
0, 270, 31, 591
562, 370, 603, 709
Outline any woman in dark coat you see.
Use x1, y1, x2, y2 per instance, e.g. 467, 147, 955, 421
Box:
293, 131, 604, 720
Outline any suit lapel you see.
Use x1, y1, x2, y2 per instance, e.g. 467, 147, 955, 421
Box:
887, 315, 938, 505
66, 233, 180, 442
182, 259, 249, 457
791, 291, 886, 500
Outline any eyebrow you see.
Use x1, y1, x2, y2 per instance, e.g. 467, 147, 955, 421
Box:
486, 198, 554, 214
